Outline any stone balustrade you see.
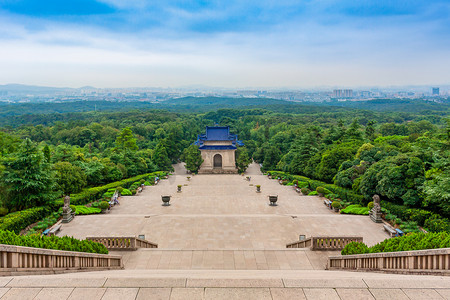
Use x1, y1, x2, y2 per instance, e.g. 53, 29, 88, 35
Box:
287, 236, 363, 250
328, 248, 450, 276
0, 244, 122, 276
86, 237, 158, 250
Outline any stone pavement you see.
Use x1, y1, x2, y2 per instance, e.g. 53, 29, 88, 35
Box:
17, 162, 443, 299
58, 163, 388, 252
0, 270, 449, 299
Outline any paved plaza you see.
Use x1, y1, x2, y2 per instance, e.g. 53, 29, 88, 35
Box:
59, 163, 388, 250
2, 163, 448, 299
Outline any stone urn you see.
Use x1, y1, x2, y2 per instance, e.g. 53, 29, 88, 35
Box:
256, 185, 261, 193
269, 195, 278, 206
162, 195, 171, 206
177, 185, 182, 192
187, 176, 191, 181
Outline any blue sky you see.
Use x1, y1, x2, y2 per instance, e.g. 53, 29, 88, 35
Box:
0, 0, 449, 88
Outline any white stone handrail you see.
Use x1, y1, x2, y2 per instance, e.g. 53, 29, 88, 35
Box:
86, 237, 158, 250
287, 236, 363, 250
0, 244, 123, 276
328, 248, 450, 276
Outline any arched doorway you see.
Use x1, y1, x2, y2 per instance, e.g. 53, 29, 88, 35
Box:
213, 154, 222, 168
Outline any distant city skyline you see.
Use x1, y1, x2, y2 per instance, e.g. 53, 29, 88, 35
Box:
0, 1, 449, 88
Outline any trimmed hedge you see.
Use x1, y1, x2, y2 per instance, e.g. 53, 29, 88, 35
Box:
0, 230, 108, 254
381, 201, 449, 232
74, 206, 101, 215
69, 171, 167, 205
341, 232, 450, 255
268, 171, 365, 204
340, 204, 370, 215
120, 189, 132, 196
0, 207, 52, 233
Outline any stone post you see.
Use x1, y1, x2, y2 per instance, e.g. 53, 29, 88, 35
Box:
370, 194, 382, 223
62, 195, 74, 223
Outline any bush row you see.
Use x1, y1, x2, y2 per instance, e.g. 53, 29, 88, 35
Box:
0, 230, 108, 254
267, 171, 365, 205
0, 207, 52, 234
341, 232, 450, 255
381, 201, 449, 232
68, 171, 167, 205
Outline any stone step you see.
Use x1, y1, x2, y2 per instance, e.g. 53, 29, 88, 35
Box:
1, 270, 449, 300
115, 249, 335, 270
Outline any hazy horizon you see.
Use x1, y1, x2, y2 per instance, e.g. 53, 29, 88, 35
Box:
1, 1, 449, 88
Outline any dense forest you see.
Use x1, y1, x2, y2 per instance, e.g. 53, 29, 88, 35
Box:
0, 98, 448, 233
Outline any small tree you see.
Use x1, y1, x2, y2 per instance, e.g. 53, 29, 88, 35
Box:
115, 127, 138, 151
236, 147, 251, 174
53, 161, 87, 196
3, 139, 57, 210
183, 145, 203, 174
153, 141, 173, 171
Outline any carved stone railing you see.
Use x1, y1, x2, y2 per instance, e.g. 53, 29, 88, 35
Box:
86, 237, 158, 251
0, 244, 122, 276
327, 248, 450, 276
287, 236, 363, 250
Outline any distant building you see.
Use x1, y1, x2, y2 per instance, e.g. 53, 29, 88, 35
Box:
194, 126, 243, 174
432, 87, 440, 96
333, 89, 353, 98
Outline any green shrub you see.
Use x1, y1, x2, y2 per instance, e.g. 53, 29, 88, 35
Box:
341, 241, 369, 255
331, 201, 341, 208
400, 221, 421, 234
424, 215, 450, 233
99, 201, 109, 210
144, 181, 151, 186
120, 189, 132, 196
116, 186, 124, 193
69, 171, 167, 205
367, 202, 374, 210
0, 230, 108, 254
340, 205, 370, 215
381, 201, 439, 227
286, 182, 294, 186
297, 181, 309, 189
267, 171, 365, 205
131, 189, 137, 195
316, 187, 325, 194
0, 208, 8, 216
292, 180, 298, 185
102, 191, 115, 199
301, 188, 309, 195
0, 207, 51, 233
308, 191, 318, 196
342, 232, 450, 255
140, 179, 145, 184
69, 205, 76, 213
384, 213, 396, 221
74, 206, 101, 215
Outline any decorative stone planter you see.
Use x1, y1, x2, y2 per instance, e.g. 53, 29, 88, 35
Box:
187, 177, 191, 181
269, 195, 278, 206
256, 185, 261, 193
162, 195, 171, 206
177, 185, 182, 193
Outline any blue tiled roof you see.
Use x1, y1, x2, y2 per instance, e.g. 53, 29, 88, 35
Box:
194, 126, 244, 148
205, 126, 230, 141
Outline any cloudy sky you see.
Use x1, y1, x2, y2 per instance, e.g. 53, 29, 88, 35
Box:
0, 0, 449, 88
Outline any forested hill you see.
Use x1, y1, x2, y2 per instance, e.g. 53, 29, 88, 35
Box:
0, 97, 448, 127
314, 98, 450, 113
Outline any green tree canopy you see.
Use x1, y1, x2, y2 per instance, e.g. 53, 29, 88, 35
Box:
2, 139, 56, 210
183, 144, 203, 174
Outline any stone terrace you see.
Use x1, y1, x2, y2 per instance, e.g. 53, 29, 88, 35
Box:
2, 163, 449, 299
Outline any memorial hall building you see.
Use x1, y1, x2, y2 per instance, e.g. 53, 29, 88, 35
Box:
195, 126, 243, 174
